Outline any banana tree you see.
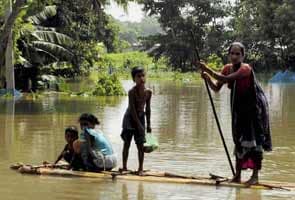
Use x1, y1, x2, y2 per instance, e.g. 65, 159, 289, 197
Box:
0, 0, 26, 90
17, 5, 73, 91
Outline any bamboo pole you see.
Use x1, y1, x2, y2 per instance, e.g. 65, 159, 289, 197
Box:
190, 30, 235, 176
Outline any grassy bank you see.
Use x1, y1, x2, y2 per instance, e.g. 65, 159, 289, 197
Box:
89, 70, 203, 83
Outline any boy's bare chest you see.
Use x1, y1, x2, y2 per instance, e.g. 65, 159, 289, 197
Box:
135, 91, 148, 103
133, 90, 149, 110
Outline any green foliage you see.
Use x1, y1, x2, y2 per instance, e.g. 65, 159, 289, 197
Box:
12, 5, 74, 91
104, 16, 121, 53
228, 0, 295, 71
24, 90, 44, 100
13, 8, 34, 65
148, 56, 169, 71
52, 0, 128, 71
207, 54, 223, 71
140, 0, 228, 71
139, 0, 295, 72
4, 0, 144, 93
18, 28, 73, 67
91, 73, 125, 96
0, 0, 8, 23
40, 62, 76, 78
17, 5, 73, 66
25, 0, 55, 17
56, 77, 70, 92
32, 30, 72, 46
96, 51, 167, 72
28, 5, 57, 24
72, 41, 106, 73
61, 72, 125, 96
0, 91, 13, 98
118, 39, 131, 51
7, 0, 295, 95
55, 1, 121, 51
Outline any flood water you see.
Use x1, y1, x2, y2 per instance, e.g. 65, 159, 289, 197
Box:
1, 79, 295, 200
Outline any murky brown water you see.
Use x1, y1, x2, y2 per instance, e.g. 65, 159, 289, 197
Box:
1, 80, 295, 200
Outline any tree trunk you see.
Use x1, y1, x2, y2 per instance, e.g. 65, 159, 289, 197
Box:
0, 0, 26, 88
5, 29, 14, 89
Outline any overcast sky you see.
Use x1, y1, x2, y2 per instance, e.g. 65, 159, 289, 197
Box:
105, 0, 235, 22
105, 1, 145, 22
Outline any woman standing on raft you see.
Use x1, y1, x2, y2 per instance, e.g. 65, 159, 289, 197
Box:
197, 42, 272, 185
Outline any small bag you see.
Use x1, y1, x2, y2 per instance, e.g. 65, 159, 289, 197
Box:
143, 134, 159, 153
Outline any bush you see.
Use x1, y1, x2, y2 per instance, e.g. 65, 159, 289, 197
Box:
207, 54, 223, 71
95, 51, 169, 73
91, 73, 125, 96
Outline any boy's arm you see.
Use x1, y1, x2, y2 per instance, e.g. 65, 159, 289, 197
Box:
146, 90, 152, 133
129, 90, 144, 133
54, 145, 67, 164
54, 153, 63, 164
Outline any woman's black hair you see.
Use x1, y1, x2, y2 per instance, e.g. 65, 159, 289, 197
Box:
79, 113, 100, 125
131, 66, 145, 80
65, 125, 78, 139
228, 42, 246, 56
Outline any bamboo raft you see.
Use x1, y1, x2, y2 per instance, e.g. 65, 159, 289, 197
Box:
10, 163, 295, 191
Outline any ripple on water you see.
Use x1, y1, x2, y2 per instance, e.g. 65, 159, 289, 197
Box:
1, 80, 295, 200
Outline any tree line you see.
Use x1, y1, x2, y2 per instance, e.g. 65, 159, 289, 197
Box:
140, 0, 295, 72
1, 0, 295, 91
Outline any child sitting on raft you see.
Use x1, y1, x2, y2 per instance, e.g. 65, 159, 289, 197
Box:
73, 113, 117, 172
54, 126, 79, 165
54, 126, 84, 170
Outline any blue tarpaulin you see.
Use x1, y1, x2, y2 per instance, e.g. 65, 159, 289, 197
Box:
269, 70, 295, 83
0, 89, 22, 97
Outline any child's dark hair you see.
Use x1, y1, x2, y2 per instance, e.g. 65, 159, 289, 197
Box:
131, 66, 145, 80
79, 113, 100, 125
228, 42, 246, 56
65, 126, 78, 139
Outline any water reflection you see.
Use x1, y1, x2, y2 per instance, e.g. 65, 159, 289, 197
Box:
121, 183, 151, 200
122, 183, 129, 200
0, 80, 295, 200
235, 189, 261, 200
0, 98, 15, 159
0, 94, 124, 115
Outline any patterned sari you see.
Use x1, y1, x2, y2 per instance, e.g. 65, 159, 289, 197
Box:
231, 68, 272, 170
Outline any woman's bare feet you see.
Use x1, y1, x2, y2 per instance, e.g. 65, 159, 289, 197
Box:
245, 176, 258, 186
230, 175, 241, 183
245, 169, 259, 186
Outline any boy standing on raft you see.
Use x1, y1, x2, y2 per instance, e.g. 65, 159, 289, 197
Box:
121, 66, 152, 175
197, 42, 272, 185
